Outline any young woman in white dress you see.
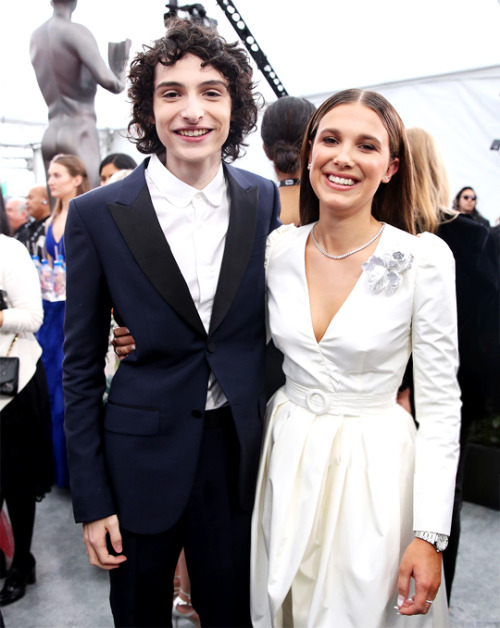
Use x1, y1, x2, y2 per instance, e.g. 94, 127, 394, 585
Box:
250, 89, 461, 628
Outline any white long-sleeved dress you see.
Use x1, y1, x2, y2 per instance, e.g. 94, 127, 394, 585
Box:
251, 223, 461, 628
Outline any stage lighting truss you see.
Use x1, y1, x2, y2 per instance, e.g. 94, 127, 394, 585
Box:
164, 1, 288, 99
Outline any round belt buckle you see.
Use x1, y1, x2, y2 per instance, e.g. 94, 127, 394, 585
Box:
306, 389, 329, 415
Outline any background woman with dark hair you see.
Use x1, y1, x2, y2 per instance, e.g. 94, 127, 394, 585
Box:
99, 153, 137, 186
261, 96, 316, 225
452, 186, 490, 228
260, 96, 316, 398
251, 90, 460, 627
0, 196, 53, 606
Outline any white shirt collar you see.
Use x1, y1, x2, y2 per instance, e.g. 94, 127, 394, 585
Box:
147, 153, 226, 208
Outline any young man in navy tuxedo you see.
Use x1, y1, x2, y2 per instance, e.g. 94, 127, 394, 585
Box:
63, 19, 280, 627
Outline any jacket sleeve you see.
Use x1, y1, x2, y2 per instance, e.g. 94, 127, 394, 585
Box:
412, 233, 461, 534
1, 238, 43, 334
63, 197, 116, 523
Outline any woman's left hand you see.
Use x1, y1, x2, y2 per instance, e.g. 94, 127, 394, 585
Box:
397, 538, 442, 615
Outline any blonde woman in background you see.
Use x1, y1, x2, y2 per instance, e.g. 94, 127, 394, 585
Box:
405, 127, 499, 604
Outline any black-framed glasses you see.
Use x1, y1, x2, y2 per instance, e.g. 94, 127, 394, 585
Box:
462, 195, 476, 201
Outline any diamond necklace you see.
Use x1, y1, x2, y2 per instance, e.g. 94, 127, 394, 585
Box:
311, 223, 385, 260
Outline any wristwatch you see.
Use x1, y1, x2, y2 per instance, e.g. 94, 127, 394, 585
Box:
414, 531, 449, 552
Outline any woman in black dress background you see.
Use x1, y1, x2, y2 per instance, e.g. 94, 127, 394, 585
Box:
406, 127, 499, 603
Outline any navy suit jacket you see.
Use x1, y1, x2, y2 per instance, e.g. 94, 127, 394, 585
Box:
63, 159, 280, 534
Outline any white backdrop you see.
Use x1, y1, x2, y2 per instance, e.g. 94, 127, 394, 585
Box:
237, 65, 500, 224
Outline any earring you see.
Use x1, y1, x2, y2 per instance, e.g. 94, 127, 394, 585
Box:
307, 163, 311, 170
384, 176, 390, 181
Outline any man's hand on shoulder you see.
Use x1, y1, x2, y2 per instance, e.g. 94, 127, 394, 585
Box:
83, 514, 127, 570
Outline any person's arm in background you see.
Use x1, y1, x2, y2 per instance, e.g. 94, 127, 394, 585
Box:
0, 238, 43, 333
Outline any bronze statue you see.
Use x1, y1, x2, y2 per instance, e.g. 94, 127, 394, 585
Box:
30, 0, 130, 188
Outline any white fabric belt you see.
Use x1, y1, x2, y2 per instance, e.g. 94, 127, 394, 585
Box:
284, 380, 397, 416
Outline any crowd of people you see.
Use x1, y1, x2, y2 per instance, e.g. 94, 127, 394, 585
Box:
0, 151, 137, 614
1, 16, 499, 628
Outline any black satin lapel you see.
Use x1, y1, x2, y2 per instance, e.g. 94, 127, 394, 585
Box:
209, 175, 258, 334
108, 186, 206, 336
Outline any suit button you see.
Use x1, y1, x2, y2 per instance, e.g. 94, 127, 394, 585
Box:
207, 342, 216, 353
192, 410, 203, 418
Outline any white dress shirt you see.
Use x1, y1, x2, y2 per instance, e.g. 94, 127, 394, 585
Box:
145, 154, 229, 410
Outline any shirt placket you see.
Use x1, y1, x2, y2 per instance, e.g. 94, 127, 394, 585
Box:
192, 192, 215, 333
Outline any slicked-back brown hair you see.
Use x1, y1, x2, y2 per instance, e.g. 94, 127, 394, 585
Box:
299, 89, 415, 233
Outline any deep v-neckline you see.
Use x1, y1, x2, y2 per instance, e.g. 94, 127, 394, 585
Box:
49, 213, 66, 247
302, 222, 387, 344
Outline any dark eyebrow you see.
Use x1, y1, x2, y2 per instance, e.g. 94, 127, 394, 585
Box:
319, 128, 383, 147
358, 134, 383, 147
154, 80, 229, 92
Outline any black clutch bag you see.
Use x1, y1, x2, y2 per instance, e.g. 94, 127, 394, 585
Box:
0, 335, 19, 396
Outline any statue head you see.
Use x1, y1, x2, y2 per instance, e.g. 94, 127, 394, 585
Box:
51, 0, 77, 13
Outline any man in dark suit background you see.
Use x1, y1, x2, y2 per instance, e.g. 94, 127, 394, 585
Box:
63, 19, 280, 628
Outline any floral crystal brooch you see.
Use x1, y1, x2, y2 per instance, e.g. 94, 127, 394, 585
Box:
362, 250, 414, 295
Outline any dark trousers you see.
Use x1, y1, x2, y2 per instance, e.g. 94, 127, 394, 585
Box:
0, 361, 53, 574
109, 407, 252, 628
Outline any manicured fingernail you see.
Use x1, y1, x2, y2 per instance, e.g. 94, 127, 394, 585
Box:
397, 595, 405, 607
132, 345, 136, 350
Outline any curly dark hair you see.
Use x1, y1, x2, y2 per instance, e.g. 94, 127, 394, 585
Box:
299, 89, 415, 234
127, 18, 258, 162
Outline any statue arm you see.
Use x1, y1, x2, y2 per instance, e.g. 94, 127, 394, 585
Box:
71, 24, 125, 94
